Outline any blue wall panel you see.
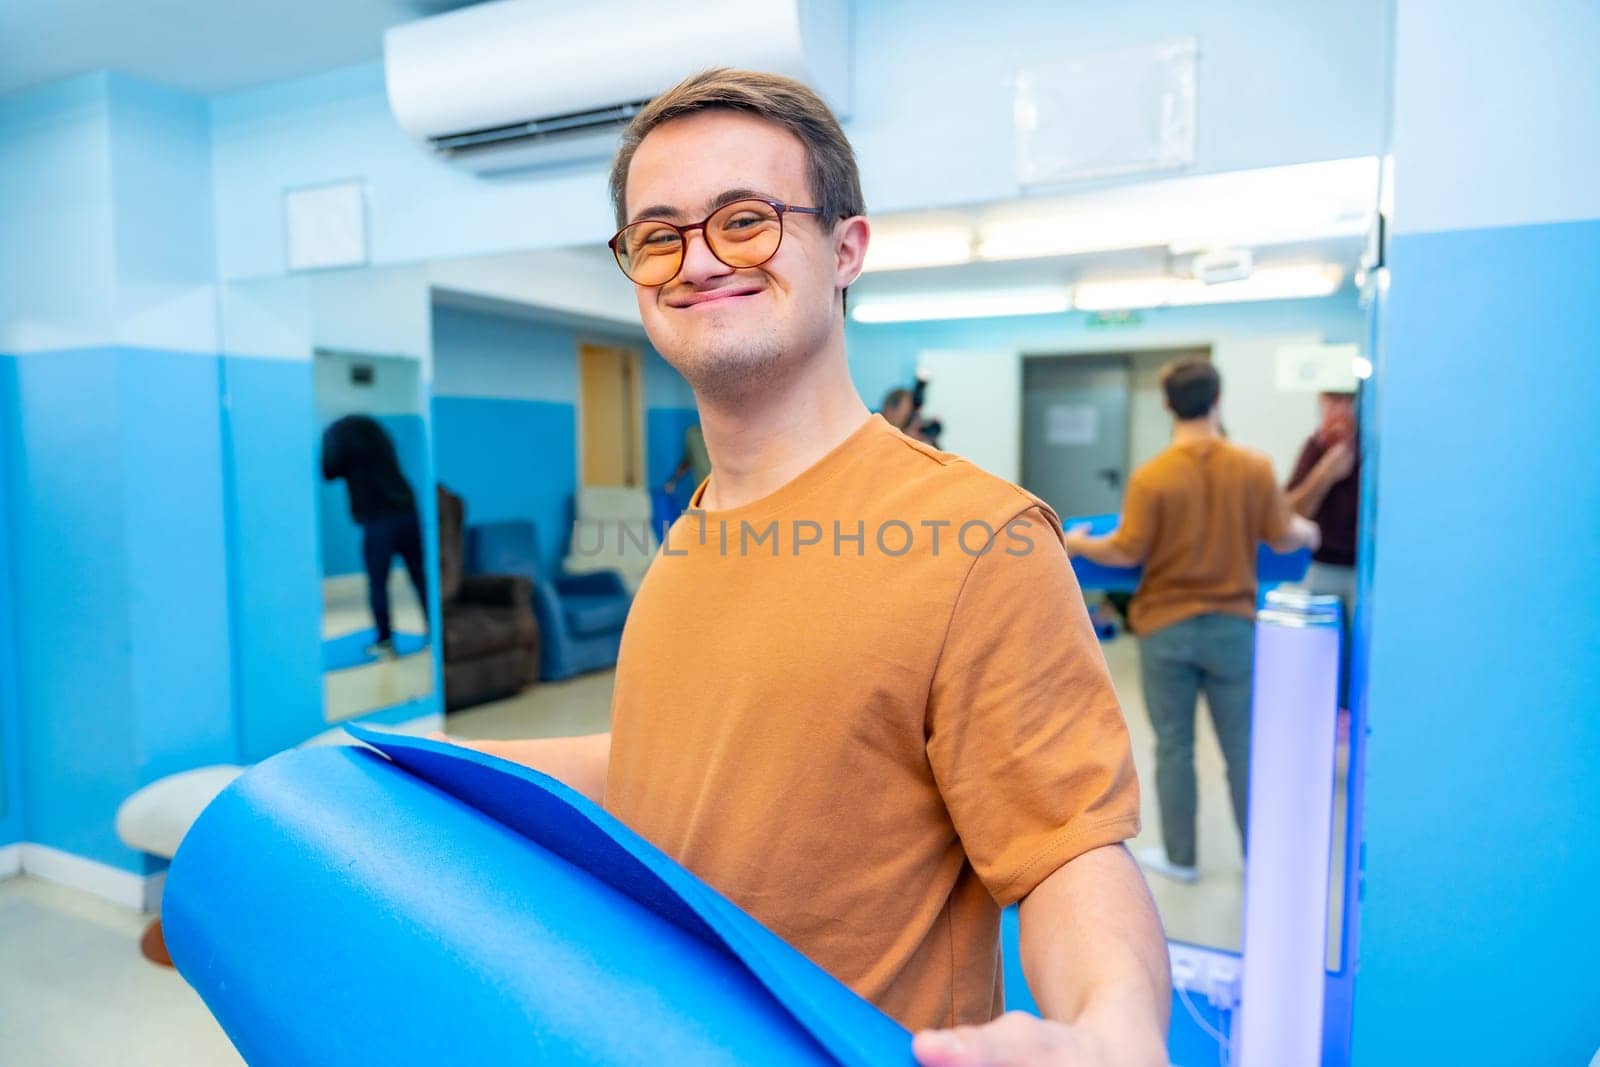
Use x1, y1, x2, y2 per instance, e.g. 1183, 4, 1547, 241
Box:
1352, 219, 1600, 1062
6, 349, 142, 870
0, 358, 23, 844
121, 351, 236, 782
431, 397, 576, 575
221, 356, 325, 764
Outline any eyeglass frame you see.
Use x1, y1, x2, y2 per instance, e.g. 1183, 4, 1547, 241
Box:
607, 197, 826, 286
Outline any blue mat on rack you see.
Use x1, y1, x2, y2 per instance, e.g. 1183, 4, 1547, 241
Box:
163, 727, 912, 1066
321, 628, 428, 671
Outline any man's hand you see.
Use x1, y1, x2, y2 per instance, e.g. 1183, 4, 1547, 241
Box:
1063, 523, 1094, 556
1314, 440, 1356, 483
912, 1012, 1164, 1067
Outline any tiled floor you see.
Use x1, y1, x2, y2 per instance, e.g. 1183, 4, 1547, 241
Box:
0, 876, 242, 1066
1, 628, 1349, 1062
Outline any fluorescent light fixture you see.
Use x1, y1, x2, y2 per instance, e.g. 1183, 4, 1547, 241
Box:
1072, 265, 1344, 312
1068, 278, 1177, 311
860, 227, 973, 273
850, 288, 1071, 324
973, 157, 1378, 263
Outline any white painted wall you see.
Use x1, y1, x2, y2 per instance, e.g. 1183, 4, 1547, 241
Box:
916, 350, 1022, 483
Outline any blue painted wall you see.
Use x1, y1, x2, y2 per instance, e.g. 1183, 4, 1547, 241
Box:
0, 68, 232, 873
0, 359, 24, 846
430, 304, 694, 574
122, 351, 236, 784
3, 348, 237, 871
221, 356, 325, 764
1351, 2, 1600, 1061
5, 349, 137, 868
432, 397, 577, 575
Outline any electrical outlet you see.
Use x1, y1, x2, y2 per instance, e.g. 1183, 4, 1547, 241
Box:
1206, 959, 1242, 1010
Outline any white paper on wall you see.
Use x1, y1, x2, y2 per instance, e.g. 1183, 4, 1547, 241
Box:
285, 180, 369, 272
1275, 343, 1360, 393
1045, 403, 1099, 446
1015, 38, 1197, 188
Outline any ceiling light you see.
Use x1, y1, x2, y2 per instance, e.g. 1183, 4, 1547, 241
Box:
850, 288, 1071, 324
1068, 278, 1176, 312
973, 156, 1378, 263
860, 227, 973, 273
1173, 265, 1344, 305
1072, 265, 1344, 312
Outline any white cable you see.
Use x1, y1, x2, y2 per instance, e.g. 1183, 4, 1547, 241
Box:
1176, 984, 1233, 1064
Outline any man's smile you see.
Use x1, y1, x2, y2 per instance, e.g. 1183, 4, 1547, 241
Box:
667, 285, 766, 310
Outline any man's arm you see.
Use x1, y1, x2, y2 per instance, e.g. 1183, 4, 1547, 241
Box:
1062, 529, 1143, 568
1286, 440, 1355, 518
913, 844, 1170, 1067
435, 732, 611, 804
1268, 513, 1322, 556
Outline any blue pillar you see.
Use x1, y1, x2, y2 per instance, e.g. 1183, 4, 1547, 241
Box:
0, 73, 234, 876
1352, 2, 1600, 1060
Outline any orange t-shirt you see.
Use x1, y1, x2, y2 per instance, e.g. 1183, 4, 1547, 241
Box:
1107, 437, 1293, 635
603, 414, 1141, 1031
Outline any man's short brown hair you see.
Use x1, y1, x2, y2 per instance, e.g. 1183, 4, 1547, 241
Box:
608, 68, 866, 229
1161, 358, 1221, 420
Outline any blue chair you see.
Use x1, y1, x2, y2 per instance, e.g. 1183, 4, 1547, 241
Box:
466, 521, 632, 682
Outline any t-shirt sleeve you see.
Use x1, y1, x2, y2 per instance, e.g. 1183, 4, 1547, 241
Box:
926, 504, 1142, 906
1256, 455, 1295, 545
1105, 469, 1159, 562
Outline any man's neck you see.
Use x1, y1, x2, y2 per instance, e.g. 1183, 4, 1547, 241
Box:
1171, 413, 1221, 445
694, 339, 870, 512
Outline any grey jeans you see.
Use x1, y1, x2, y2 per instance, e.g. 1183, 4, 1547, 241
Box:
1138, 614, 1255, 868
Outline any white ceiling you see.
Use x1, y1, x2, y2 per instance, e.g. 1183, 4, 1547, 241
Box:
0, 0, 485, 97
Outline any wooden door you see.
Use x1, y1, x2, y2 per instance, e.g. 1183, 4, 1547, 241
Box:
578, 342, 643, 487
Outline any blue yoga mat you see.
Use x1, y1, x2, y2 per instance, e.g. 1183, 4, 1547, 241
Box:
163, 727, 913, 1066
1066, 512, 1312, 593
321, 628, 428, 671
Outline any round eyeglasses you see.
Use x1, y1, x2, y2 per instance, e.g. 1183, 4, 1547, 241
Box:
608, 198, 823, 287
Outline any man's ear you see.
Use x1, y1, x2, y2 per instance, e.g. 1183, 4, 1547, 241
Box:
833, 215, 871, 291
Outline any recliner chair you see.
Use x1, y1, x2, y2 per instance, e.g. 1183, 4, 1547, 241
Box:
437, 486, 540, 709
468, 520, 631, 682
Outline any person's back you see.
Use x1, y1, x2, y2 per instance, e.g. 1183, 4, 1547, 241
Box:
1066, 358, 1314, 883
1121, 437, 1287, 635
321, 414, 415, 524
321, 413, 426, 655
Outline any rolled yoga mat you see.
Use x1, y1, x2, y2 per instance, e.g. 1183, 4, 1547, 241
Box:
163, 726, 913, 1066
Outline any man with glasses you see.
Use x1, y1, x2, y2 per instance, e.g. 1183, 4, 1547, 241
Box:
448, 69, 1168, 1066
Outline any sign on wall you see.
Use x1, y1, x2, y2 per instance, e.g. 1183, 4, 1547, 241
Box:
1014, 39, 1197, 188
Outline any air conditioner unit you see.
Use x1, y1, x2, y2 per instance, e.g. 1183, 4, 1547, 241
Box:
385, 0, 851, 175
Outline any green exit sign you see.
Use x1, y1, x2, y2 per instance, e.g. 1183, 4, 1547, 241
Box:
1086, 310, 1144, 328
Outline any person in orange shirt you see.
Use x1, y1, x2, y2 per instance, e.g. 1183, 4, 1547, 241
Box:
1065, 360, 1319, 883
444, 69, 1170, 1066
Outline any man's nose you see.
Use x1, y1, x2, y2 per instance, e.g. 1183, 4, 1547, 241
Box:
675, 228, 733, 287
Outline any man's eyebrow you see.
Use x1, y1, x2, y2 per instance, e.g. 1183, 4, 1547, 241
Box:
626, 188, 777, 226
